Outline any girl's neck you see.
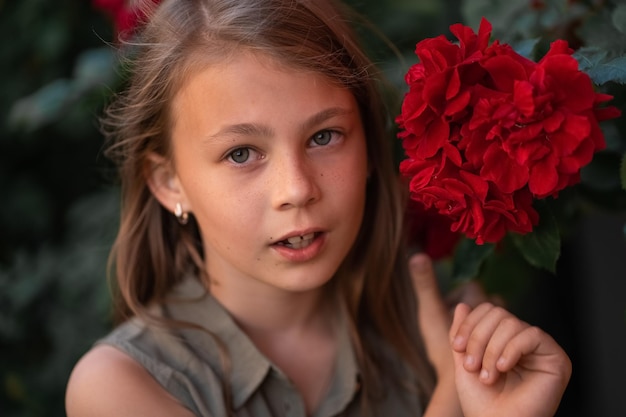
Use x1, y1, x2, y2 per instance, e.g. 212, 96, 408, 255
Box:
210, 280, 335, 336
208, 278, 339, 414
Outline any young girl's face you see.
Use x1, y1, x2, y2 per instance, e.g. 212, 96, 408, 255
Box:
163, 52, 369, 297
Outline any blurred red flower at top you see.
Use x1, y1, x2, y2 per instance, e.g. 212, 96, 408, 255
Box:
93, 0, 160, 40
397, 18, 621, 244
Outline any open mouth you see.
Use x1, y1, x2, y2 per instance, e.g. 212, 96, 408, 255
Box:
275, 232, 318, 250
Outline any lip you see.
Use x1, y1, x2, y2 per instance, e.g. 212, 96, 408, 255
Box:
271, 229, 326, 262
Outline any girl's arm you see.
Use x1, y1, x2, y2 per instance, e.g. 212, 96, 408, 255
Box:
66, 345, 196, 417
422, 375, 463, 417
410, 254, 572, 417
411, 254, 464, 417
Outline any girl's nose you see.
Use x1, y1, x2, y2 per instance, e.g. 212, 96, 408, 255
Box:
271, 154, 321, 210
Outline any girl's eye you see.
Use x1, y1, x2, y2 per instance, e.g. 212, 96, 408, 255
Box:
311, 130, 334, 146
228, 147, 250, 163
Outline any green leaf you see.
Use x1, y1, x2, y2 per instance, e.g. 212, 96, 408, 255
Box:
587, 56, 626, 85
574, 47, 626, 84
574, 47, 608, 72
620, 153, 626, 190
511, 201, 561, 273
512, 37, 541, 59
452, 238, 495, 282
478, 237, 535, 303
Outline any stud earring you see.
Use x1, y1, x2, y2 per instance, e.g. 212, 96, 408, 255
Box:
174, 202, 189, 225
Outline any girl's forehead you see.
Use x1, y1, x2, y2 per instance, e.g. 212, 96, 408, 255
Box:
186, 51, 263, 77
169, 49, 359, 132
175, 48, 346, 100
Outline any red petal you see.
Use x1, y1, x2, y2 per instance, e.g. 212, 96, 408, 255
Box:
418, 117, 450, 158
541, 40, 574, 60
445, 89, 471, 116
482, 144, 529, 192
528, 156, 559, 196
594, 105, 622, 122
447, 68, 461, 99
482, 55, 530, 92
513, 80, 535, 117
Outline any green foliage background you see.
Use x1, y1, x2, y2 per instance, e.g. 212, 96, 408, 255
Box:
0, 0, 624, 416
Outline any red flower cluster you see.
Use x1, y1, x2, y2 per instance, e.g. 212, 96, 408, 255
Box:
397, 18, 620, 244
93, 0, 159, 40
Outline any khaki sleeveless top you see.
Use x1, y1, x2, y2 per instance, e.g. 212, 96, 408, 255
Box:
98, 278, 423, 417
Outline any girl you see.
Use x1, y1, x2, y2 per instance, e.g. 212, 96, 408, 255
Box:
66, 0, 571, 416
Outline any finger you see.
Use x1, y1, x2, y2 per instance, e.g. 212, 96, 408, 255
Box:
450, 302, 496, 353
449, 303, 471, 374
449, 302, 471, 348
497, 326, 573, 396
409, 253, 453, 375
409, 254, 448, 331
478, 317, 529, 384
461, 305, 511, 372
497, 326, 547, 373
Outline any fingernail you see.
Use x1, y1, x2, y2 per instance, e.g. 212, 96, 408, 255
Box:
497, 357, 506, 368
453, 335, 464, 348
464, 355, 475, 367
480, 368, 489, 380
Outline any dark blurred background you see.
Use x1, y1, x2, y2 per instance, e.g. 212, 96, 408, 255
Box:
1, 0, 624, 416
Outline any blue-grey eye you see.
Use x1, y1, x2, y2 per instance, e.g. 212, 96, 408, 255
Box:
229, 148, 250, 163
312, 130, 332, 146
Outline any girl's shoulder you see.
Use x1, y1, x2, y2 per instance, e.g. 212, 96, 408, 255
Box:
65, 344, 195, 417
66, 279, 240, 417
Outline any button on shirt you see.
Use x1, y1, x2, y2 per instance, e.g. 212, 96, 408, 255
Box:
99, 278, 423, 417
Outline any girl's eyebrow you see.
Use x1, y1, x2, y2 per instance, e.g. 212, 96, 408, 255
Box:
302, 107, 353, 132
205, 106, 353, 142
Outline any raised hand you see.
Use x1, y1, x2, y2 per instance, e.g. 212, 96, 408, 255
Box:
450, 302, 571, 417
409, 253, 572, 417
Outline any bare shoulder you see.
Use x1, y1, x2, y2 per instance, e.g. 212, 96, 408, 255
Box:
66, 344, 195, 417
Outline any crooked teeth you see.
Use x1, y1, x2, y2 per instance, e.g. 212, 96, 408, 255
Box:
286, 232, 315, 244
284, 232, 316, 249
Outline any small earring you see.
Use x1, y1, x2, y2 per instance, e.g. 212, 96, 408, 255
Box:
174, 202, 189, 225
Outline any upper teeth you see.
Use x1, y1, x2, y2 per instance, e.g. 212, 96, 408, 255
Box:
287, 232, 315, 244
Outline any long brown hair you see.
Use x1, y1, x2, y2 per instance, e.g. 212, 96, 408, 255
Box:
102, 0, 435, 408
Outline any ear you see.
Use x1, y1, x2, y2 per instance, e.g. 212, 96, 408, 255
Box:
144, 152, 190, 215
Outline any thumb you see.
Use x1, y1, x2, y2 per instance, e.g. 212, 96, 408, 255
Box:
409, 253, 451, 371
409, 253, 448, 329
